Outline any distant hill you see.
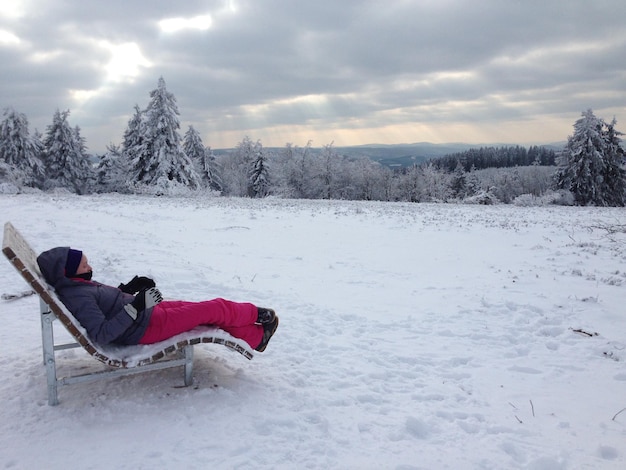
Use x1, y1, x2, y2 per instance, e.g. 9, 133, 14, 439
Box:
214, 142, 566, 169
336, 142, 563, 168
334, 143, 488, 168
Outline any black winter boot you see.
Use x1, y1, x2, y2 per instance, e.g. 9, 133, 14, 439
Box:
256, 316, 279, 352
256, 307, 276, 325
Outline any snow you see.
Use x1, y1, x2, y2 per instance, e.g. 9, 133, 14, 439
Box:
1, 193, 625, 469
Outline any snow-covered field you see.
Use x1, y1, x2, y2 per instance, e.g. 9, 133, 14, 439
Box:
1, 193, 625, 469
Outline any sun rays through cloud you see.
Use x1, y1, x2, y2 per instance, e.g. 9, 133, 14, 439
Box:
101, 41, 152, 83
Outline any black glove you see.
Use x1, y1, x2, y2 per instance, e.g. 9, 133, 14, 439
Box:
124, 287, 163, 320
118, 275, 155, 294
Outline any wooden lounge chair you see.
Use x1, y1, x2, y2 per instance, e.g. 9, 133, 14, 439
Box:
2, 221, 254, 405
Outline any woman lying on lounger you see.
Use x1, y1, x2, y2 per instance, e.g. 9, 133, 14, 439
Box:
37, 247, 279, 352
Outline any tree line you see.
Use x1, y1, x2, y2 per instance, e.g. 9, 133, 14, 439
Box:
429, 145, 557, 172
1, 78, 625, 206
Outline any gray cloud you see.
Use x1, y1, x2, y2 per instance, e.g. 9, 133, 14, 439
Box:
1, 0, 625, 151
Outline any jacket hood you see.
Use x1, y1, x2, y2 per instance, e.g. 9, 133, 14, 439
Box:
37, 246, 75, 289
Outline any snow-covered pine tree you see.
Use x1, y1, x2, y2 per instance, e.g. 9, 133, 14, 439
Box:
73, 125, 95, 193
465, 164, 482, 197
183, 125, 222, 192
600, 118, 626, 206
121, 105, 145, 175
42, 109, 93, 194
129, 77, 199, 191
248, 144, 270, 197
450, 160, 467, 198
201, 147, 223, 192
555, 109, 625, 206
0, 107, 44, 188
96, 143, 128, 193
183, 125, 205, 162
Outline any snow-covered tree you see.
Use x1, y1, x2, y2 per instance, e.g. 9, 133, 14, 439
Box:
419, 163, 452, 202
221, 136, 260, 196
348, 158, 384, 201
272, 141, 313, 199
75, 125, 96, 193
397, 165, 421, 202
465, 165, 482, 197
0, 107, 44, 188
450, 160, 467, 198
555, 109, 626, 206
200, 148, 223, 192
378, 166, 397, 202
600, 117, 626, 206
183, 125, 222, 192
248, 145, 270, 197
96, 144, 128, 193
0, 161, 15, 192
314, 142, 341, 199
491, 167, 522, 203
183, 126, 205, 162
128, 77, 199, 191
42, 109, 93, 194
121, 105, 144, 165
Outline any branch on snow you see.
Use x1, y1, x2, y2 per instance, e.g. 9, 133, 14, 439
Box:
612, 407, 626, 421
589, 222, 626, 236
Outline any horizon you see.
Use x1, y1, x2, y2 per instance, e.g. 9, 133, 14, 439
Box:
210, 139, 567, 153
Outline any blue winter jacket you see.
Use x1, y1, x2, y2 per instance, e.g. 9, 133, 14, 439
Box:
37, 247, 152, 346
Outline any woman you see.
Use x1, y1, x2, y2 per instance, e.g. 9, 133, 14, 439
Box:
37, 247, 279, 352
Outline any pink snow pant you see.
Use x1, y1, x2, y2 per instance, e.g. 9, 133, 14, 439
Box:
139, 298, 263, 349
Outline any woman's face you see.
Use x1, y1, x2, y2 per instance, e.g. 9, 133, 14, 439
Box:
76, 255, 92, 275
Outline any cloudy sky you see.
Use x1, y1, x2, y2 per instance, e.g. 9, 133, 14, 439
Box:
1, 0, 625, 152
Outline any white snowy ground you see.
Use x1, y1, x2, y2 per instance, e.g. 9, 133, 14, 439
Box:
0, 193, 625, 469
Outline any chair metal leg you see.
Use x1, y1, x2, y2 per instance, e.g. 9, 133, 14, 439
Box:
40, 299, 59, 406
